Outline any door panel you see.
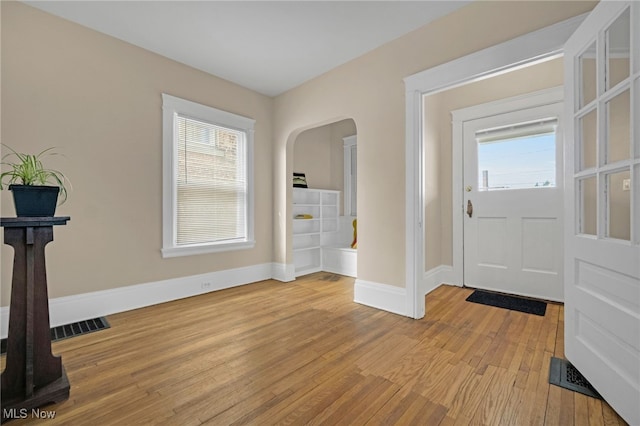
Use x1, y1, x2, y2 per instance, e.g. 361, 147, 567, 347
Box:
476, 217, 507, 267
521, 218, 559, 274
564, 2, 640, 423
463, 101, 564, 301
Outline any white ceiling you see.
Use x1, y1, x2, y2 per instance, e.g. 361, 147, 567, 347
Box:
25, 1, 471, 97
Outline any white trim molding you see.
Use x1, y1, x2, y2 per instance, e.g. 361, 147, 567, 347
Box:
422, 265, 456, 297
354, 279, 408, 317
0, 263, 273, 339
404, 14, 586, 94
403, 13, 586, 319
271, 262, 295, 282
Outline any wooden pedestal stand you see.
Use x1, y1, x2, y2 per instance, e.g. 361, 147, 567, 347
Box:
1, 217, 70, 423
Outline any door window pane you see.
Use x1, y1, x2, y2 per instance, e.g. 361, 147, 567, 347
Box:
579, 41, 597, 108
605, 8, 630, 91
606, 169, 631, 241
579, 176, 597, 236
477, 132, 556, 191
606, 89, 631, 164
635, 165, 640, 243
579, 108, 597, 170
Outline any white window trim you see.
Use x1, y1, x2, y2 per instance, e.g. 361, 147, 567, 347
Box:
161, 93, 255, 258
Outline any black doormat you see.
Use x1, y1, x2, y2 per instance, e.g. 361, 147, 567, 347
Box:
465, 289, 547, 316
0, 317, 110, 355
549, 357, 602, 399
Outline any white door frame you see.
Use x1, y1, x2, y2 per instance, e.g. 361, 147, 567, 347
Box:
403, 13, 587, 319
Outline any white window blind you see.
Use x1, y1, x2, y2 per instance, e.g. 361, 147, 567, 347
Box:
475, 117, 558, 143
475, 117, 558, 190
162, 93, 255, 258
176, 116, 247, 245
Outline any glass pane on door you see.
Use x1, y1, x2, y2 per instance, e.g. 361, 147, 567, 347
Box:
580, 41, 597, 108
635, 77, 640, 160
635, 164, 640, 243
606, 89, 631, 164
579, 176, 597, 236
606, 169, 631, 241
579, 109, 597, 170
605, 8, 630, 90
477, 132, 556, 190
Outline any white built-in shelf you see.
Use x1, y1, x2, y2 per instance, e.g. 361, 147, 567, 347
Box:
292, 187, 340, 277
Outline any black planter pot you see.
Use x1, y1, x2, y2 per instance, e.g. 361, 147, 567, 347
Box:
9, 185, 60, 217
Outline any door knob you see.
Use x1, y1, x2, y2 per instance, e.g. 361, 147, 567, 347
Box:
467, 200, 473, 218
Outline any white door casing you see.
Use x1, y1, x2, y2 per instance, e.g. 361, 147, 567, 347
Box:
404, 14, 586, 319
564, 1, 640, 424
460, 96, 564, 301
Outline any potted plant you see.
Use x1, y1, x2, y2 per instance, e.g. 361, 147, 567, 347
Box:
0, 145, 71, 217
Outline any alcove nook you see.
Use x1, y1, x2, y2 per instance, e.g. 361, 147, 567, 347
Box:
291, 118, 357, 277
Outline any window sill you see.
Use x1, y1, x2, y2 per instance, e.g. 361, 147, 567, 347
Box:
161, 240, 255, 258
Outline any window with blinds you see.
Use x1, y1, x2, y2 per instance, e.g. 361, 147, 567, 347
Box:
176, 116, 246, 245
162, 94, 255, 258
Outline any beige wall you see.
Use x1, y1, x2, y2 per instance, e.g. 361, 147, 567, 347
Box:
294, 125, 333, 189
1, 2, 274, 303
423, 95, 442, 271
273, 1, 595, 288
1, 1, 598, 306
293, 119, 356, 214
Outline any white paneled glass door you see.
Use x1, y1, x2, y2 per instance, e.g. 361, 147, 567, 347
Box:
563, 2, 640, 424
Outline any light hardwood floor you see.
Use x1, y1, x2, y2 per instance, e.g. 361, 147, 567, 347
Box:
2, 273, 628, 425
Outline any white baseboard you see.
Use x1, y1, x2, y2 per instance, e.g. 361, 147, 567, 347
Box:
422, 265, 456, 296
354, 279, 408, 317
0, 263, 274, 339
271, 262, 295, 282
0, 264, 451, 339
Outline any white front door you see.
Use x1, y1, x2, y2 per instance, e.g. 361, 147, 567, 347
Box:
563, 1, 640, 424
462, 98, 565, 301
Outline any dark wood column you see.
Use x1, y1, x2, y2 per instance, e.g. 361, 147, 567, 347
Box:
1, 217, 70, 422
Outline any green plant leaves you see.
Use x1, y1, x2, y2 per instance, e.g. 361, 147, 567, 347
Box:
0, 145, 71, 204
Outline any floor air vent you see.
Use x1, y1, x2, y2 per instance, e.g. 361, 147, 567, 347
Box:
549, 356, 602, 399
50, 317, 110, 341
1, 317, 110, 355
